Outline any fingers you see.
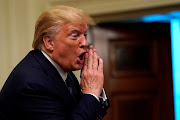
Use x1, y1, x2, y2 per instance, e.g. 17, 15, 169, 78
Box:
92, 51, 98, 70
80, 45, 104, 97
88, 45, 96, 53
83, 53, 88, 71
83, 45, 102, 71
87, 45, 101, 70
98, 58, 103, 72
87, 49, 93, 70
81, 46, 93, 74
89, 45, 93, 50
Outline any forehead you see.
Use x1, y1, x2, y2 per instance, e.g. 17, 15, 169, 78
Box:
61, 23, 88, 33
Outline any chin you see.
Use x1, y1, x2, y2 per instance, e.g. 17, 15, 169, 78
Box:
74, 67, 82, 71
73, 64, 83, 71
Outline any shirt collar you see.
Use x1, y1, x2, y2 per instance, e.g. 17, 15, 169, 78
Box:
41, 50, 68, 81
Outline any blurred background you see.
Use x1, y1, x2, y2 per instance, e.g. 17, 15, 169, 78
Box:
0, 0, 180, 120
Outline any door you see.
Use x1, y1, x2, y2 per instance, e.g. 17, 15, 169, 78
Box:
92, 22, 174, 120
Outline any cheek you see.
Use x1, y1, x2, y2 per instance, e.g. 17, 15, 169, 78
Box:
62, 47, 78, 62
68, 45, 79, 54
54, 40, 79, 59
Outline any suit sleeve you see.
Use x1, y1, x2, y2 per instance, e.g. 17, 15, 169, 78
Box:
18, 82, 107, 120
72, 94, 107, 120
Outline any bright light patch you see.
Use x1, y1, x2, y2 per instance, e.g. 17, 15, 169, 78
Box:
171, 19, 180, 120
169, 11, 180, 19
142, 14, 170, 22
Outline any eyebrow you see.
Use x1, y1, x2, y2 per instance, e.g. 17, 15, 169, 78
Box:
71, 30, 80, 33
70, 29, 87, 34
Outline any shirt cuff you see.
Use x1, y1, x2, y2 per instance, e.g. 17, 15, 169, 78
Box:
85, 93, 100, 102
85, 88, 107, 102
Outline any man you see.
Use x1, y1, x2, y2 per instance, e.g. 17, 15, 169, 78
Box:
0, 5, 109, 120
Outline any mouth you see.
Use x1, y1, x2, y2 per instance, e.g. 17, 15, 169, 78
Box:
78, 52, 86, 60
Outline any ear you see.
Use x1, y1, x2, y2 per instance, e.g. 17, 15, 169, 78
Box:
43, 35, 54, 51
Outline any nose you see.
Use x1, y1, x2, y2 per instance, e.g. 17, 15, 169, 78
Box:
80, 35, 88, 50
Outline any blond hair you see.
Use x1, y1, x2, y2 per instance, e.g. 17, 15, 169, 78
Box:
32, 6, 95, 50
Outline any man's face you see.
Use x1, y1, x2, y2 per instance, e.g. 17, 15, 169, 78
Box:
51, 22, 88, 72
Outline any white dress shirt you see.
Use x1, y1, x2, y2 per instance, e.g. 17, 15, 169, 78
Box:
41, 50, 107, 102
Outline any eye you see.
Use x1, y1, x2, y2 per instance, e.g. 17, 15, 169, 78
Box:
70, 33, 79, 40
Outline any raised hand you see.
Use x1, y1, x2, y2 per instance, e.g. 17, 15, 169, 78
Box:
80, 45, 104, 98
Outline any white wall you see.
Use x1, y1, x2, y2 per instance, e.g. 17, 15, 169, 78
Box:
0, 0, 48, 89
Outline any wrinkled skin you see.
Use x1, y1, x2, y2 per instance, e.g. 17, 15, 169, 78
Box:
80, 46, 104, 98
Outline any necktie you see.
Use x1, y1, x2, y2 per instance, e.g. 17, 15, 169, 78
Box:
66, 74, 77, 103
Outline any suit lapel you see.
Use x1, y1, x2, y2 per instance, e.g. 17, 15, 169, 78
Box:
30, 50, 77, 108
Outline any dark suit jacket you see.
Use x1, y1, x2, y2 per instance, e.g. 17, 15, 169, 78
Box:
0, 50, 108, 120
